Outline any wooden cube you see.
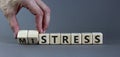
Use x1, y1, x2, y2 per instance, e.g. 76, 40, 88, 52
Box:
61, 33, 71, 44
39, 33, 50, 44
71, 33, 81, 44
27, 30, 39, 44
92, 32, 103, 44
50, 33, 61, 44
17, 30, 28, 44
82, 33, 92, 44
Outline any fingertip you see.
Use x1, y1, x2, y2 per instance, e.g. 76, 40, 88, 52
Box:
14, 32, 17, 39
38, 28, 44, 34
13, 28, 19, 39
43, 30, 46, 33
43, 28, 47, 33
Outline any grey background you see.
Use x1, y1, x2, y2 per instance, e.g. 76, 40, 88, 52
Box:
0, 0, 120, 57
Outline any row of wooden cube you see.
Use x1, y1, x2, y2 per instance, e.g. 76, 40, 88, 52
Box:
17, 30, 103, 45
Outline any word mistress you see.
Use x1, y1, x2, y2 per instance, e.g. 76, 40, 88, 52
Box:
17, 30, 103, 45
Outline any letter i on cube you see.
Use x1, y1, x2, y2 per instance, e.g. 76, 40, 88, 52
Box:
27, 30, 39, 44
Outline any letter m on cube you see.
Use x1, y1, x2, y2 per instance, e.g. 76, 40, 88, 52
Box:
17, 30, 28, 44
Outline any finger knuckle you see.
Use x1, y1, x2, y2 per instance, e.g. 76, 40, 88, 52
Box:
4, 9, 15, 17
4, 11, 11, 17
36, 10, 44, 16
44, 7, 51, 14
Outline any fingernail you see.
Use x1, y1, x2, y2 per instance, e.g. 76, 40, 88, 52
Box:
39, 29, 43, 33
43, 30, 46, 33
14, 33, 17, 39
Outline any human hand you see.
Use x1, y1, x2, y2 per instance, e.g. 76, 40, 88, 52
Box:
0, 0, 51, 38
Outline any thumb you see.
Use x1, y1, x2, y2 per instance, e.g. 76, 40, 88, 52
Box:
5, 14, 19, 38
